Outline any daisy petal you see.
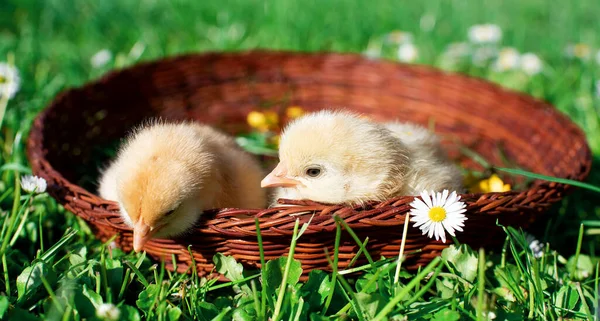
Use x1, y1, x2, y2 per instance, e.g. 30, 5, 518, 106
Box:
420, 190, 433, 208
439, 189, 449, 207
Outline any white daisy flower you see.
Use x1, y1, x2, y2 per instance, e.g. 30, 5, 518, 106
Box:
397, 43, 419, 63
468, 24, 502, 44
410, 190, 467, 243
472, 47, 497, 66
492, 47, 520, 71
524, 232, 544, 258
96, 303, 120, 321
20, 175, 47, 194
90, 49, 113, 68
444, 42, 471, 58
420, 14, 436, 32
0, 62, 21, 99
363, 41, 382, 59
440, 42, 471, 67
564, 43, 591, 60
520, 53, 543, 75
385, 30, 413, 45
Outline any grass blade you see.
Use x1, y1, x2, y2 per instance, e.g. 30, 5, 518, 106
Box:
372, 256, 442, 321
477, 248, 485, 321
334, 216, 374, 265
272, 219, 300, 321
323, 220, 342, 314
394, 212, 410, 285
254, 218, 267, 320
496, 167, 600, 193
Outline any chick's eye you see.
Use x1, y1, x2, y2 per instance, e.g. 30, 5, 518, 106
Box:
164, 209, 175, 216
305, 167, 322, 177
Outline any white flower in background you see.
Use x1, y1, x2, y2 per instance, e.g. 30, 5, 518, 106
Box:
0, 62, 21, 99
385, 30, 414, 45
363, 41, 382, 59
520, 53, 543, 75
20, 175, 47, 194
410, 190, 468, 243
468, 24, 502, 44
444, 42, 471, 58
90, 49, 113, 68
420, 13, 436, 32
564, 43, 591, 60
397, 43, 419, 63
385, 31, 413, 45
440, 42, 471, 66
96, 303, 120, 321
524, 232, 544, 258
493, 47, 520, 71
472, 47, 497, 66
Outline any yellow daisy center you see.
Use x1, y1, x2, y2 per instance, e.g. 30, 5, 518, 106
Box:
428, 207, 447, 222
0, 76, 5, 83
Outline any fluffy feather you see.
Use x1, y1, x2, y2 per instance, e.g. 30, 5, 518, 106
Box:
98, 120, 267, 251
262, 110, 464, 206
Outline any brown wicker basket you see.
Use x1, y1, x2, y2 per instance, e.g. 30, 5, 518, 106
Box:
26, 50, 592, 280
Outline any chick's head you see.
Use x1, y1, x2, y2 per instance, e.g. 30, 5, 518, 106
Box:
114, 122, 215, 252
261, 110, 410, 205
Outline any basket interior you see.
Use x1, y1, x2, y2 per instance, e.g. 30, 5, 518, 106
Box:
38, 51, 589, 198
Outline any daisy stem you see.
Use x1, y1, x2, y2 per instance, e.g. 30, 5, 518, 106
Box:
393, 212, 410, 285
452, 235, 461, 247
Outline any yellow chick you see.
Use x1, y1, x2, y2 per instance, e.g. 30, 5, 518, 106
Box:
98, 120, 267, 252
383, 121, 464, 194
261, 110, 463, 206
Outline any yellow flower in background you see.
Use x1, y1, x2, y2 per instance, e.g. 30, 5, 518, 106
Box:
247, 110, 279, 132
478, 174, 511, 193
286, 106, 304, 119
247, 111, 268, 130
263, 110, 279, 126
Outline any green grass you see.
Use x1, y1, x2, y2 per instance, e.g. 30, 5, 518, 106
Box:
1, 0, 600, 320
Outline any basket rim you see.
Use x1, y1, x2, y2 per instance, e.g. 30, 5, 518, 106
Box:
26, 49, 593, 221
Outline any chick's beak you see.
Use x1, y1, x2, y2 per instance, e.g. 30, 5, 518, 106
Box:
261, 162, 301, 188
133, 219, 155, 253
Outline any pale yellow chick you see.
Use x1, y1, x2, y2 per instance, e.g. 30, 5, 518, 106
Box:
383, 121, 464, 194
261, 110, 463, 206
98, 120, 267, 252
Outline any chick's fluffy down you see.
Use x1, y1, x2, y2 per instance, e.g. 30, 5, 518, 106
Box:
384, 121, 464, 195
267, 110, 464, 206
98, 120, 267, 239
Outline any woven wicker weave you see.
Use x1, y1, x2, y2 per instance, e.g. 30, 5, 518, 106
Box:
26, 50, 592, 280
